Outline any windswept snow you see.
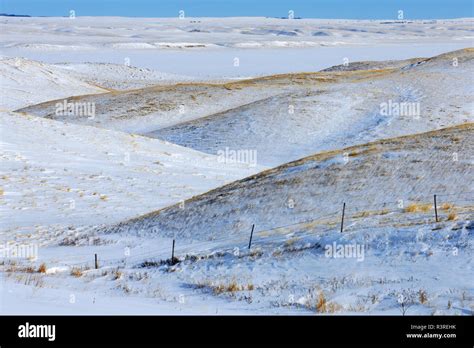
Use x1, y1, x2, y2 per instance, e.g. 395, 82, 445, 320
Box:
0, 111, 263, 231
2, 125, 472, 314
17, 81, 284, 133
89, 124, 474, 315
0, 57, 107, 110
105, 123, 474, 241
147, 49, 473, 166
19, 49, 474, 166
0, 57, 197, 111
53, 62, 195, 90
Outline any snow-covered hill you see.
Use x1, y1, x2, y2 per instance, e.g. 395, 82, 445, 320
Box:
2, 124, 471, 315
19, 49, 474, 166
95, 124, 473, 314
147, 48, 474, 166
0, 111, 262, 232
105, 123, 474, 240
17, 79, 285, 133
0, 57, 107, 110
53, 62, 195, 90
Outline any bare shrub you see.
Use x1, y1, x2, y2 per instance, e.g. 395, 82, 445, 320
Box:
394, 289, 417, 315
70, 267, 83, 277
112, 269, 123, 280
197, 278, 254, 295
418, 289, 428, 304
316, 291, 327, 313
37, 263, 47, 273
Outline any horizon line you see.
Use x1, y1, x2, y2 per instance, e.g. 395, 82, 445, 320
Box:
2, 14, 473, 21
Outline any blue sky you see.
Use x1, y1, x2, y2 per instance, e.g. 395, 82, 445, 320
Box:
1, 0, 473, 19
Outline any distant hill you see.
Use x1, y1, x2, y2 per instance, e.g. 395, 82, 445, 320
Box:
0, 13, 31, 17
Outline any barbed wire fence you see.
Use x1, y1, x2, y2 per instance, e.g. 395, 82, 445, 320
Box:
2, 191, 473, 270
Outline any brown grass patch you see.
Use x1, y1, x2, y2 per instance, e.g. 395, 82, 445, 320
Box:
11, 273, 45, 287
5, 265, 36, 273
447, 212, 458, 221
405, 203, 432, 213
113, 269, 123, 280
284, 237, 299, 247
37, 263, 47, 273
202, 279, 254, 295
352, 209, 390, 218
441, 203, 454, 211
70, 267, 84, 277
316, 291, 327, 313
326, 302, 343, 313
419, 290, 428, 304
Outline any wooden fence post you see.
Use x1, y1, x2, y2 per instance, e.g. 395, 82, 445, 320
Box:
248, 224, 255, 249
340, 202, 346, 233
172, 239, 175, 261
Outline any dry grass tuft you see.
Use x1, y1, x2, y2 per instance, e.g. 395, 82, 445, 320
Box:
37, 263, 47, 273
326, 302, 343, 313
405, 203, 432, 213
70, 267, 84, 277
447, 212, 458, 221
248, 249, 263, 258
226, 282, 241, 293
201, 278, 254, 295
284, 237, 299, 247
5, 265, 36, 273
419, 289, 428, 304
13, 273, 45, 288
352, 209, 390, 218
441, 203, 454, 211
316, 291, 327, 313
112, 269, 123, 280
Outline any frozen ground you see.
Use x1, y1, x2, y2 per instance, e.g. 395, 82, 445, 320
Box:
0, 16, 473, 315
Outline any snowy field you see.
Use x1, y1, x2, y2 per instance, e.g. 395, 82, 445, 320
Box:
1, 17, 473, 78
0, 16, 473, 315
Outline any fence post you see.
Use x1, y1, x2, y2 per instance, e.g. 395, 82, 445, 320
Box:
340, 202, 346, 233
248, 224, 255, 249
434, 195, 438, 222
94, 253, 98, 269
172, 239, 175, 261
